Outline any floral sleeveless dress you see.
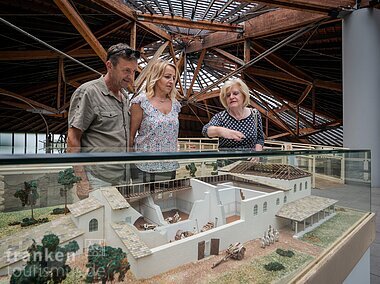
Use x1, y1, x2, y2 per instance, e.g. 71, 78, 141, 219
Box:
131, 93, 181, 173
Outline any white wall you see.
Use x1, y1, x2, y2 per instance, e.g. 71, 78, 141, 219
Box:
77, 208, 104, 247
140, 196, 166, 226
126, 176, 308, 279
287, 177, 311, 203
241, 191, 284, 236
131, 220, 248, 279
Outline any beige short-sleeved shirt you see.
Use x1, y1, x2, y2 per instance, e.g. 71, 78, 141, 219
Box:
68, 76, 130, 184
68, 76, 129, 152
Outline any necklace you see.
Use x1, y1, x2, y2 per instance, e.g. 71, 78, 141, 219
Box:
158, 97, 168, 103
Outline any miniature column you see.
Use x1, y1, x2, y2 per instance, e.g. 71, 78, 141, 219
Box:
343, 8, 380, 186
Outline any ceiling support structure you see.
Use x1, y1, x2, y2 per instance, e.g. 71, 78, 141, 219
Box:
137, 14, 244, 32
191, 18, 327, 100
54, 0, 107, 62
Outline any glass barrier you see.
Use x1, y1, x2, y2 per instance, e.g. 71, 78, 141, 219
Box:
0, 149, 372, 282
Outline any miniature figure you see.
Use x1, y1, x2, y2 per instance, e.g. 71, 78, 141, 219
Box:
140, 223, 157, 230
174, 229, 194, 240
201, 221, 214, 232
274, 229, 280, 242
165, 211, 182, 224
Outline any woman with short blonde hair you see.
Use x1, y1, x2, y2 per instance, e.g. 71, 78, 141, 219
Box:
202, 78, 264, 151
219, 78, 250, 109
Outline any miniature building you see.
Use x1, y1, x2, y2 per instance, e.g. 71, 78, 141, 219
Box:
0, 164, 338, 279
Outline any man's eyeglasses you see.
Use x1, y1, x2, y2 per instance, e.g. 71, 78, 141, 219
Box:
107, 48, 141, 61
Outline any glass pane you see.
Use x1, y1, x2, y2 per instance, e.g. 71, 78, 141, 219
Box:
0, 149, 372, 282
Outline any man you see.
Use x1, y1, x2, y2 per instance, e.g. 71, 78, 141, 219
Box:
67, 43, 140, 197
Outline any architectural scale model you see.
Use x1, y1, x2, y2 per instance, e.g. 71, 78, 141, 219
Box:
0, 162, 338, 279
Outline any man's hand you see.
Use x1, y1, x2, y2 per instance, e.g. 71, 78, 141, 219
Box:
73, 166, 92, 199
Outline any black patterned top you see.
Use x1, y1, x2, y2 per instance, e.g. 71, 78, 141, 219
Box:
202, 109, 265, 150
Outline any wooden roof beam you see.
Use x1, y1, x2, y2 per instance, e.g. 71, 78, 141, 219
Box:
248, 100, 293, 136
210, 47, 342, 92
54, 0, 107, 62
201, 0, 217, 20
168, 42, 185, 96
194, 90, 220, 101
252, 42, 313, 84
21, 71, 100, 97
237, 0, 355, 15
267, 132, 292, 140
0, 88, 59, 114
179, 114, 209, 123
298, 119, 342, 137
137, 14, 244, 32
66, 19, 131, 52
186, 9, 327, 53
91, 0, 171, 41
247, 78, 314, 128
187, 49, 207, 96
0, 49, 97, 61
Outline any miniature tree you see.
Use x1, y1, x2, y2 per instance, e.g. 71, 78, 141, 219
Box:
211, 162, 218, 175
14, 180, 39, 221
86, 244, 130, 284
58, 168, 81, 214
10, 233, 79, 284
185, 163, 197, 177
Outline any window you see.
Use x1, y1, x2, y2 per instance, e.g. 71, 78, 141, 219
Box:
276, 198, 280, 205
284, 196, 287, 203
263, 202, 267, 212
89, 219, 98, 232
300, 183, 303, 191
253, 205, 258, 215
293, 184, 297, 193
305, 181, 308, 189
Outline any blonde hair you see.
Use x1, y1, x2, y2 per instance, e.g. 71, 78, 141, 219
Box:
145, 60, 179, 99
219, 78, 250, 109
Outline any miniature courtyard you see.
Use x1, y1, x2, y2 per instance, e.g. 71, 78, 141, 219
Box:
58, 207, 365, 283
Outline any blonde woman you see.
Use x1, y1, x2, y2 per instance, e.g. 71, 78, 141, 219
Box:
130, 59, 181, 183
202, 78, 264, 151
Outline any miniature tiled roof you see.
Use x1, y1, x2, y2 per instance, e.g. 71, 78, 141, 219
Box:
224, 161, 311, 180
0, 216, 84, 269
111, 222, 152, 259
101, 187, 130, 210
276, 195, 338, 222
68, 196, 103, 217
